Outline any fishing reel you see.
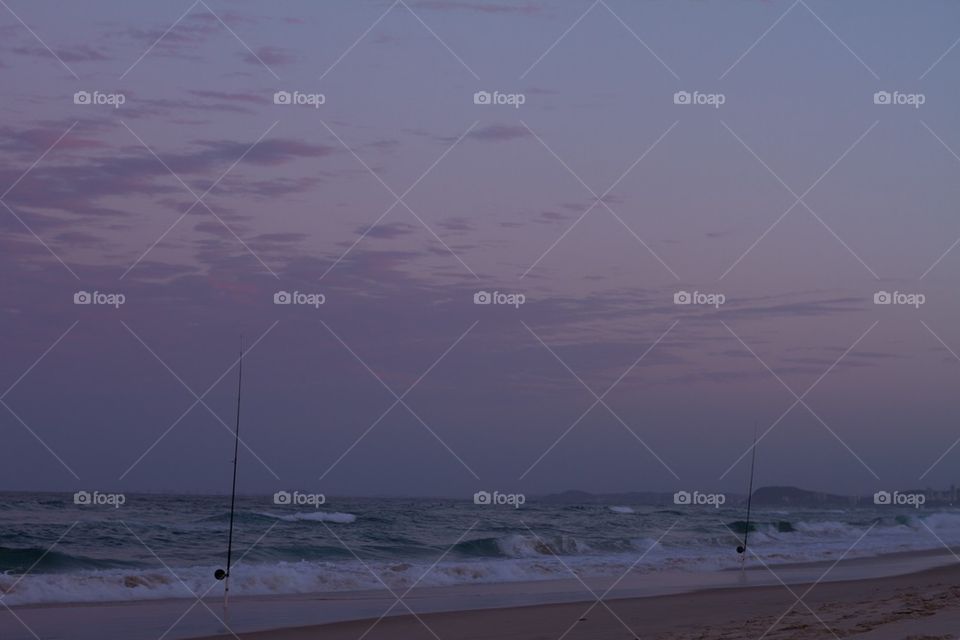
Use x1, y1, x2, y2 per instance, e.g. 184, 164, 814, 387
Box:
214, 569, 228, 581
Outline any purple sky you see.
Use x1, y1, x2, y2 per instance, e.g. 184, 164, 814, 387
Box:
1, 0, 960, 498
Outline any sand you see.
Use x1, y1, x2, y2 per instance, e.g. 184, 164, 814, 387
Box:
191, 564, 960, 640
3, 556, 958, 640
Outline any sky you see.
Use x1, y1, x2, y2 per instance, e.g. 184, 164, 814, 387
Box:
1, 0, 959, 499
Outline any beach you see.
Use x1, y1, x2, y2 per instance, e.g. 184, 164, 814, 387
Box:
3, 551, 959, 640
191, 563, 960, 640
4, 495, 960, 639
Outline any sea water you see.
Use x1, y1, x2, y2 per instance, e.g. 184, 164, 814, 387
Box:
1, 492, 957, 606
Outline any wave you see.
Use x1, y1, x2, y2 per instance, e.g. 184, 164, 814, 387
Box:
6, 501, 960, 606
912, 512, 960, 530
0, 555, 584, 605
14, 510, 953, 607
724, 520, 756, 534
255, 511, 356, 524
0, 547, 137, 574
454, 534, 592, 559
200, 510, 358, 524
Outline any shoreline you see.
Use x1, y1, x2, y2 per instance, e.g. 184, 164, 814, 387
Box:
7, 544, 959, 611
2, 547, 959, 640
190, 562, 960, 640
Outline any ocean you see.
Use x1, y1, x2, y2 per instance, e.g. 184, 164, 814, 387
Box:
1, 492, 958, 606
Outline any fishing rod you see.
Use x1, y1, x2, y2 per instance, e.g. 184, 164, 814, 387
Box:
215, 337, 243, 609
736, 429, 758, 560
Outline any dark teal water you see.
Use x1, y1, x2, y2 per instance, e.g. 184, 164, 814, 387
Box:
0, 492, 954, 605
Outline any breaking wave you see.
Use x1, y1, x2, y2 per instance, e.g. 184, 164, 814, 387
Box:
256, 511, 357, 524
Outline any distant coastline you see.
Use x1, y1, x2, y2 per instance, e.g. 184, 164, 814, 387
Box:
538, 485, 960, 507
3, 485, 959, 507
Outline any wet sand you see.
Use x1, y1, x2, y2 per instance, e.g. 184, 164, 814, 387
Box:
3, 552, 958, 640
193, 563, 960, 640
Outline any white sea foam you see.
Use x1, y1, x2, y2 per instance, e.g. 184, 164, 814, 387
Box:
493, 534, 592, 557
792, 520, 859, 535
257, 511, 356, 524
912, 512, 960, 531
0, 558, 578, 605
